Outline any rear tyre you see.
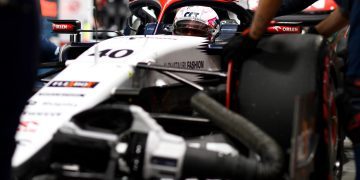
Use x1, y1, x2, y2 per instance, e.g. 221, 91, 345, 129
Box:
233, 34, 343, 179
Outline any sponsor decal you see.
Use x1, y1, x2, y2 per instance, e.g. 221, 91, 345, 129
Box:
207, 17, 218, 28
148, 36, 178, 40
48, 81, 98, 88
267, 26, 301, 33
17, 121, 39, 133
27, 100, 37, 106
26, 99, 78, 107
38, 93, 85, 97
51, 20, 80, 34
184, 12, 199, 18
42, 102, 78, 107
164, 61, 205, 70
272, 26, 281, 32
22, 111, 61, 117
52, 24, 74, 31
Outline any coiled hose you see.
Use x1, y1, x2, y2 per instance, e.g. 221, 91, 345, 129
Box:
184, 92, 284, 180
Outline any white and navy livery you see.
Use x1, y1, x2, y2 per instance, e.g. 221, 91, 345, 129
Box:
12, 34, 221, 168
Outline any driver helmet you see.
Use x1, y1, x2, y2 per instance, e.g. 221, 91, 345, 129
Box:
173, 6, 219, 37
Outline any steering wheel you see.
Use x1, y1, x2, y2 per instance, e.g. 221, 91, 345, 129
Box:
129, 0, 161, 34
130, 0, 161, 21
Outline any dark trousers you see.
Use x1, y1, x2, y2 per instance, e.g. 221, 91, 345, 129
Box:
341, 1, 360, 179
342, 0, 360, 142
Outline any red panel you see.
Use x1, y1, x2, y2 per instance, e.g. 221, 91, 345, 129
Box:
304, 0, 337, 12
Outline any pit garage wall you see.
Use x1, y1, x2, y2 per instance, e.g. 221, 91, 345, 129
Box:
40, 0, 94, 44
40, 0, 58, 39
40, 0, 58, 18
58, 0, 94, 43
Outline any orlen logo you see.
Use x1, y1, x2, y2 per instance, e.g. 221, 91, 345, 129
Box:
273, 26, 282, 32
48, 81, 99, 88
267, 26, 301, 33
52, 23, 75, 32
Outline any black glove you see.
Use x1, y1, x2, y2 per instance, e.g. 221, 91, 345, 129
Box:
223, 33, 259, 61
306, 26, 320, 35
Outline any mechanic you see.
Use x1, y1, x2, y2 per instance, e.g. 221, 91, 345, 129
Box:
172, 6, 219, 38
40, 35, 59, 62
0, 0, 40, 179
224, 0, 360, 179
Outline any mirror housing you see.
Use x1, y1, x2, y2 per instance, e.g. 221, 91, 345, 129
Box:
50, 19, 82, 43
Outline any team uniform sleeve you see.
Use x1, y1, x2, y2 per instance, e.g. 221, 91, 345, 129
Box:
276, 0, 317, 16
334, 0, 351, 15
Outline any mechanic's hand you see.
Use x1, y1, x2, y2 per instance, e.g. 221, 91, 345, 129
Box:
223, 31, 259, 61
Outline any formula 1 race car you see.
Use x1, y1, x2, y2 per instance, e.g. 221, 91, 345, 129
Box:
13, 0, 345, 179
